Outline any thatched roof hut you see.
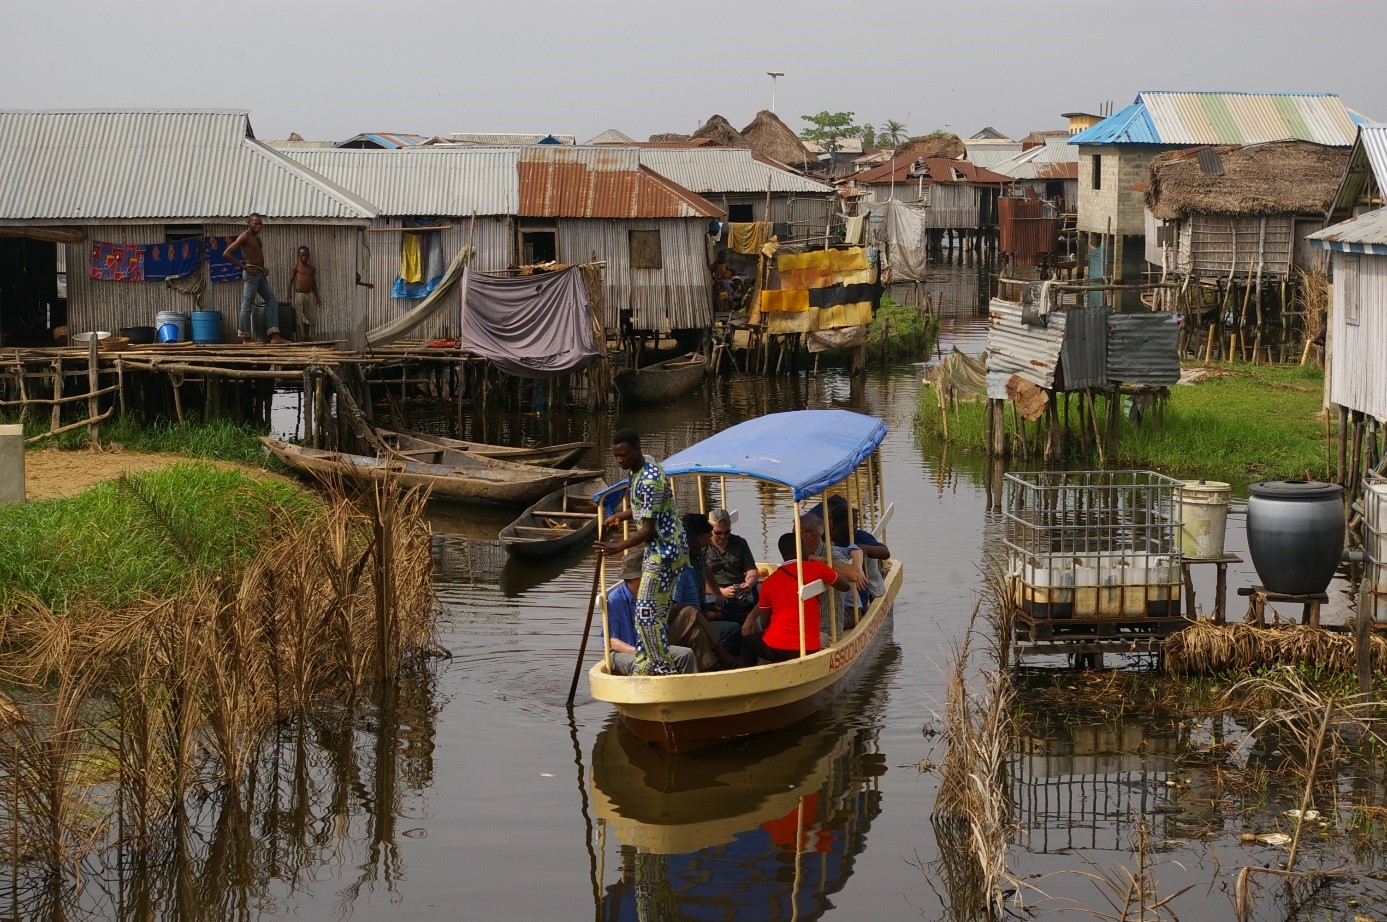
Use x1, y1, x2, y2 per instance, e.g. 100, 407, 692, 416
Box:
649, 132, 691, 142
741, 109, 814, 170
1146, 141, 1350, 220
692, 114, 751, 148
894, 132, 965, 160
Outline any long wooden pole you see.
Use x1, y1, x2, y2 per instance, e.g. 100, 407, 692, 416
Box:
567, 553, 606, 706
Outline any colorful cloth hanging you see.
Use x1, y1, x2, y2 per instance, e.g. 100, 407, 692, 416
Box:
727, 221, 770, 255
392, 227, 448, 299
142, 238, 202, 282
90, 242, 144, 281
205, 236, 242, 282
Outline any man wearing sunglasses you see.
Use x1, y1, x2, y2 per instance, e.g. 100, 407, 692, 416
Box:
704, 507, 760, 623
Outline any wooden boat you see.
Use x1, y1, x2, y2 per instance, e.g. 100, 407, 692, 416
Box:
614, 352, 706, 404
375, 427, 590, 469
260, 437, 597, 508
587, 409, 901, 752
499, 477, 607, 558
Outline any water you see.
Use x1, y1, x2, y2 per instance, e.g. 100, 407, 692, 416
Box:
41, 266, 1384, 919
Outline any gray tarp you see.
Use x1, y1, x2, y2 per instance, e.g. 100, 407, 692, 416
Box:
877, 198, 929, 282
459, 266, 597, 378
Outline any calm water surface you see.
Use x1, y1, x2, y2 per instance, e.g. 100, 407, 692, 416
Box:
63, 267, 1380, 920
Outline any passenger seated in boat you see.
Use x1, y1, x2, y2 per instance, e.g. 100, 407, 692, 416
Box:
671, 513, 742, 670
740, 532, 851, 666
800, 507, 869, 636
704, 507, 760, 623
605, 552, 697, 676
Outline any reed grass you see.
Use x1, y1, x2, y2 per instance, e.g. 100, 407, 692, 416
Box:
0, 470, 440, 886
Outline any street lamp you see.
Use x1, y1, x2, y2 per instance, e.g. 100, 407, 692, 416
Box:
767, 72, 784, 114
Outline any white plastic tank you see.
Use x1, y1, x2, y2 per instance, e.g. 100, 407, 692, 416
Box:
0, 424, 24, 504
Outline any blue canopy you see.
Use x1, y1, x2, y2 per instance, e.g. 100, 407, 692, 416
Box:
661, 410, 886, 501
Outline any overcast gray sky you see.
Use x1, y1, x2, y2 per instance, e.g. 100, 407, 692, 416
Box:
6, 0, 1385, 144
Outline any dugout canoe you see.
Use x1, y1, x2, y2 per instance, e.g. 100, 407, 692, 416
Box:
260, 437, 597, 508
499, 477, 607, 558
614, 352, 706, 404
376, 427, 591, 469
586, 409, 901, 752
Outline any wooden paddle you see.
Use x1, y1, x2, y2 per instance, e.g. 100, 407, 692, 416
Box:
566, 548, 606, 706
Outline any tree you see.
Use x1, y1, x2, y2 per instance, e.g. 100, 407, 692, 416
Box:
799, 111, 865, 157
882, 119, 908, 147
861, 124, 877, 150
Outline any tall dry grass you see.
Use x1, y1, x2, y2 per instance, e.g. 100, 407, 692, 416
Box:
929, 572, 1019, 920
0, 470, 440, 889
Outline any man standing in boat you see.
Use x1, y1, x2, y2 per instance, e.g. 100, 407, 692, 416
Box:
597, 428, 689, 676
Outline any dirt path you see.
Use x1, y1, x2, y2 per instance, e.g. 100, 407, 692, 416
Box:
22, 446, 281, 501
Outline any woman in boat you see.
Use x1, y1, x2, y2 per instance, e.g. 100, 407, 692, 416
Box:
740, 532, 852, 666
596, 428, 689, 676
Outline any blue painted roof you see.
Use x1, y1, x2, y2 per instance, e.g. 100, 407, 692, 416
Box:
661, 410, 887, 501
1068, 102, 1156, 145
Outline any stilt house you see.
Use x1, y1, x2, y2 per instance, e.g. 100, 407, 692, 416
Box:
1143, 141, 1348, 280
1069, 92, 1362, 283
283, 146, 724, 340
0, 109, 377, 347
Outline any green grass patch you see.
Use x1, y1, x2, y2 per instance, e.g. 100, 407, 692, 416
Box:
0, 463, 318, 611
917, 363, 1330, 492
0, 415, 276, 467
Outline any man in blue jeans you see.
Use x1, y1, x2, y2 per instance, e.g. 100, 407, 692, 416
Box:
223, 214, 289, 344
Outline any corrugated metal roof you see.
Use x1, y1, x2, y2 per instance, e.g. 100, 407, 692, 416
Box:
1107, 313, 1180, 385
1059, 305, 1108, 389
990, 139, 1080, 180
1070, 92, 1359, 147
636, 147, 833, 194
985, 299, 1068, 398
963, 140, 1024, 169
0, 109, 376, 221
855, 154, 1010, 186
335, 132, 429, 149
284, 147, 519, 215
1310, 208, 1387, 252
517, 147, 722, 219
448, 132, 575, 145
1363, 124, 1387, 188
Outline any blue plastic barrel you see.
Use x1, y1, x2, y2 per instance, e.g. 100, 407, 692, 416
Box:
157, 323, 180, 344
190, 310, 222, 344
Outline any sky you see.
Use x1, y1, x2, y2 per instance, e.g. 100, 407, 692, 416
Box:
6, 0, 1386, 145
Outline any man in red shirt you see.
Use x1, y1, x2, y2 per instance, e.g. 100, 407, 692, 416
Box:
741, 531, 851, 665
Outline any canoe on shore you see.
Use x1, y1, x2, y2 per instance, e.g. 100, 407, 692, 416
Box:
376, 427, 591, 469
499, 477, 607, 558
615, 353, 706, 404
260, 437, 597, 508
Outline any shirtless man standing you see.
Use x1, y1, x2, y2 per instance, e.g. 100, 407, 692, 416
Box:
224, 214, 288, 344
287, 246, 322, 341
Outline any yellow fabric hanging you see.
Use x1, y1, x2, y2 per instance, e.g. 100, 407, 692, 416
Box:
761, 288, 810, 313
838, 268, 874, 286
803, 250, 831, 271
828, 247, 869, 272
777, 251, 807, 272
399, 233, 424, 283
728, 222, 770, 255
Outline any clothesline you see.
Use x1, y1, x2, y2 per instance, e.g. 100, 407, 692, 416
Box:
367, 225, 454, 233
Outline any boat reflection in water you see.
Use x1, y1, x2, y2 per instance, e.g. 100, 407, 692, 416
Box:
587, 643, 900, 920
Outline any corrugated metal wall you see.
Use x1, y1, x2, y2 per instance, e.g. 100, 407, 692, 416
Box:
557, 218, 712, 331
1107, 313, 1180, 385
66, 221, 365, 341
1058, 305, 1108, 389
710, 193, 836, 240
1329, 252, 1387, 420
985, 299, 1067, 398
866, 184, 982, 229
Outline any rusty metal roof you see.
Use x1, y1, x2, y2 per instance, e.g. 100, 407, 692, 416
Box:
517, 147, 722, 218
1310, 208, 1387, 252
854, 154, 1010, 186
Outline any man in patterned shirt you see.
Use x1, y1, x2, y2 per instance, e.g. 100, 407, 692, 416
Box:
597, 428, 689, 676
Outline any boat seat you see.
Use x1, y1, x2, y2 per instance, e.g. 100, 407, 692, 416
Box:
512, 524, 575, 533
538, 510, 593, 519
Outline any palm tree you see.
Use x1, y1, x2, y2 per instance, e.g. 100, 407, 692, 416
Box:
883, 119, 908, 147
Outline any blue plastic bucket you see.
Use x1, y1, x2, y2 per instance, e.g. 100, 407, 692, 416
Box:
154, 310, 187, 343
157, 323, 180, 344
190, 310, 222, 344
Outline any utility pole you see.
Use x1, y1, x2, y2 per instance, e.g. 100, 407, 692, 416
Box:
767, 72, 784, 114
